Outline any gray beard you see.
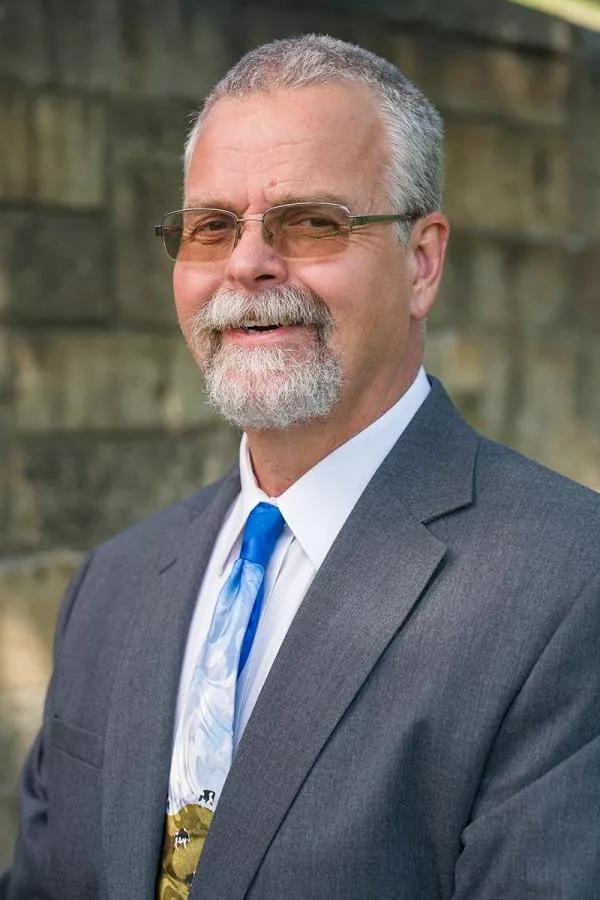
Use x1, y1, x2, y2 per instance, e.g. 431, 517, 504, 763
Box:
187, 285, 343, 430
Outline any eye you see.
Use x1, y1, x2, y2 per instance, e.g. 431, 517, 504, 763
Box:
183, 214, 235, 243
283, 212, 341, 234
307, 216, 337, 229
201, 219, 230, 233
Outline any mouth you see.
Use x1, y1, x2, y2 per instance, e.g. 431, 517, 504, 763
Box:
238, 321, 285, 334
220, 321, 315, 347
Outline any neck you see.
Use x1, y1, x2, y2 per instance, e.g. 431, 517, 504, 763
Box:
245, 361, 422, 496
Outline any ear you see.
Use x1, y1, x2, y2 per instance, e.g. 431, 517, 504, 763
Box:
408, 213, 450, 321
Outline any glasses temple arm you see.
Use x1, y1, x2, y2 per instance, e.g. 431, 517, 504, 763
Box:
349, 213, 417, 227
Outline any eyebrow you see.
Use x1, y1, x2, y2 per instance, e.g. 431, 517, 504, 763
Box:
184, 197, 236, 210
183, 191, 351, 211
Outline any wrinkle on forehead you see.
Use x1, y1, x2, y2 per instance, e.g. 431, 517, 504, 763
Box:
186, 84, 390, 212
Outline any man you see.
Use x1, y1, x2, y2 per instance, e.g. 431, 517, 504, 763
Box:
3, 34, 600, 900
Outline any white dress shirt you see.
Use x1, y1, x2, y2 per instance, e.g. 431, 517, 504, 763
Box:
174, 367, 430, 752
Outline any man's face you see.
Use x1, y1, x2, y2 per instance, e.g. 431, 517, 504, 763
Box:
174, 83, 417, 430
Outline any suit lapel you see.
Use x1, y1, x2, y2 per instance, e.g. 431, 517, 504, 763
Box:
102, 468, 241, 900
192, 380, 480, 899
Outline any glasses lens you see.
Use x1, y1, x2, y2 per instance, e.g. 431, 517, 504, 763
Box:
161, 209, 237, 261
266, 203, 351, 259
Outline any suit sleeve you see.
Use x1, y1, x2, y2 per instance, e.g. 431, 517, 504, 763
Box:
1, 551, 95, 900
452, 573, 600, 899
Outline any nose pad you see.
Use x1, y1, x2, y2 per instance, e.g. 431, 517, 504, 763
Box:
235, 218, 274, 251
223, 215, 288, 288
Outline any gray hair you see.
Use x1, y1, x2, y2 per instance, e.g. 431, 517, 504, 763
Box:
183, 34, 444, 243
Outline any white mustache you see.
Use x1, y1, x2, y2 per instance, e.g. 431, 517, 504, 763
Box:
188, 285, 334, 335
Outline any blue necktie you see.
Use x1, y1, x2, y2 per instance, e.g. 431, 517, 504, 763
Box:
237, 502, 286, 674
159, 502, 285, 897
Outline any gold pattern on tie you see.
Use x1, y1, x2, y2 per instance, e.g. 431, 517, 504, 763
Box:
156, 803, 214, 899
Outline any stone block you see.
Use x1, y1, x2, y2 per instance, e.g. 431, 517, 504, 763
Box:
0, 687, 46, 775
0, 788, 19, 870
510, 331, 576, 455
579, 335, 600, 435
0, 0, 233, 98
2, 442, 38, 554
238, 3, 385, 58
0, 210, 112, 323
0, 89, 34, 201
0, 0, 50, 85
116, 2, 235, 99
0, 550, 80, 681
234, 0, 574, 56
0, 328, 11, 396
11, 330, 218, 433
417, 0, 573, 52
0, 332, 12, 551
109, 101, 191, 328
444, 120, 570, 234
47, 0, 123, 92
391, 34, 570, 127
426, 326, 600, 491
0, 549, 81, 864
45, 0, 228, 98
2, 0, 229, 99
510, 241, 572, 326
164, 340, 221, 433
434, 232, 571, 329
435, 234, 511, 327
425, 328, 512, 441
573, 241, 600, 333
110, 98, 192, 167
571, 65, 600, 241
5, 427, 239, 552
33, 93, 107, 208
0, 324, 13, 509
112, 159, 182, 325
0, 89, 108, 207
425, 329, 486, 395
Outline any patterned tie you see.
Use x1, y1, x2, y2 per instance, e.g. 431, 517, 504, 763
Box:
157, 502, 285, 899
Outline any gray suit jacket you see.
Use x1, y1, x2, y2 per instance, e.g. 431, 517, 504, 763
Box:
4, 378, 600, 899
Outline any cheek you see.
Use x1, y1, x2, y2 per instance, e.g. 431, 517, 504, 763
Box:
172, 263, 222, 324
293, 259, 366, 323
298, 257, 404, 346
312, 260, 411, 377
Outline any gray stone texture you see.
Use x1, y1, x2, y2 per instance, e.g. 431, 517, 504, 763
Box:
5, 427, 240, 554
11, 330, 218, 433
0, 551, 81, 869
0, 90, 107, 207
444, 121, 571, 233
391, 33, 572, 126
0, 0, 599, 868
0, 210, 113, 323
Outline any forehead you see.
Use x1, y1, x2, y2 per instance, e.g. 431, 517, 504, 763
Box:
185, 83, 389, 208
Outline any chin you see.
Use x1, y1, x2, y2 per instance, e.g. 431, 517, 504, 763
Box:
204, 361, 343, 432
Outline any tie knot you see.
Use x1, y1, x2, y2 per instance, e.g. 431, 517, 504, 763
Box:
240, 502, 285, 568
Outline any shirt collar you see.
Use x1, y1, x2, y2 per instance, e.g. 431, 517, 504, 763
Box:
224, 366, 430, 572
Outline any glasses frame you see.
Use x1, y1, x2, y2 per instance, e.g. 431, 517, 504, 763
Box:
153, 201, 418, 262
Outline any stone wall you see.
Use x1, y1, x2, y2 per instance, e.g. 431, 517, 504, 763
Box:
1, 0, 599, 867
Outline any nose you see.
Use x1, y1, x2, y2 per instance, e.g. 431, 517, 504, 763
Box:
222, 219, 289, 291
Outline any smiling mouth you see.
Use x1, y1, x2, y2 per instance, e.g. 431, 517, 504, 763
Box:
239, 324, 283, 333
233, 320, 305, 334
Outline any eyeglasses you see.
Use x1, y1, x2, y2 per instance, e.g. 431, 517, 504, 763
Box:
154, 201, 416, 263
